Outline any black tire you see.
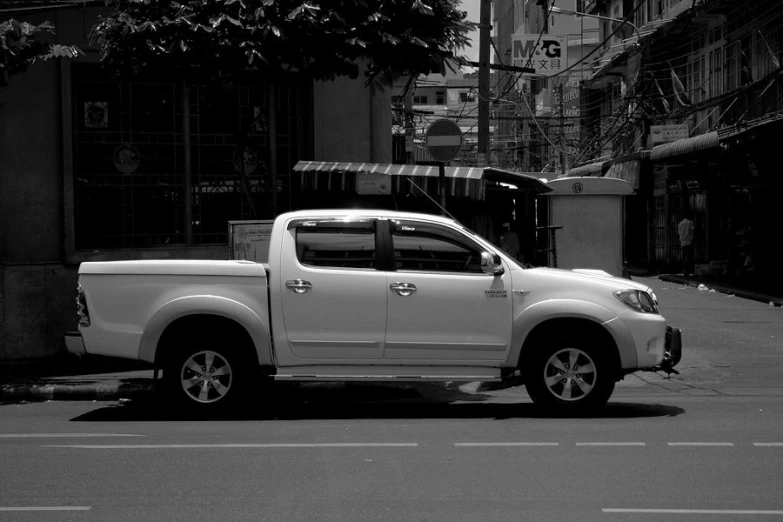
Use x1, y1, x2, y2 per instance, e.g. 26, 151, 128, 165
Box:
162, 334, 254, 415
524, 336, 616, 415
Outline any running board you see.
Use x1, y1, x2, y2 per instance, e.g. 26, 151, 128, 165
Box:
274, 374, 502, 382
272, 365, 502, 382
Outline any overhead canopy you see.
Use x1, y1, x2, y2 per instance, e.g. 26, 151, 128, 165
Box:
650, 131, 719, 161
565, 161, 606, 177
293, 161, 552, 200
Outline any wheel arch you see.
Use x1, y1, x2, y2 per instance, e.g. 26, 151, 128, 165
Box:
138, 296, 273, 369
517, 317, 623, 382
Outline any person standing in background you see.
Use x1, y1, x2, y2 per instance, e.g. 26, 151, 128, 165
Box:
678, 211, 695, 276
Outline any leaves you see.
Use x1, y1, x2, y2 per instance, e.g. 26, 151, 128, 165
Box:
1, 19, 83, 85
89, 0, 477, 86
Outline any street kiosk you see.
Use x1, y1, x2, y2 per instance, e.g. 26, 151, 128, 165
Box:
546, 177, 634, 277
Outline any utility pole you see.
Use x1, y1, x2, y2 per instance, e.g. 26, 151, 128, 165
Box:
477, 0, 491, 167
404, 75, 415, 165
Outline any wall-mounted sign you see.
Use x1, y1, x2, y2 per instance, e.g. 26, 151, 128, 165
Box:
650, 124, 689, 144
512, 34, 567, 74
228, 220, 274, 263
113, 144, 140, 175
356, 173, 391, 195
84, 101, 109, 129
233, 147, 258, 175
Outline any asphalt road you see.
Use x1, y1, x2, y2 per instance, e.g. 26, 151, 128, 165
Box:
1, 278, 782, 522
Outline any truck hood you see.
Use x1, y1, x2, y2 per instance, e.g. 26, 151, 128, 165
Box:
525, 266, 651, 292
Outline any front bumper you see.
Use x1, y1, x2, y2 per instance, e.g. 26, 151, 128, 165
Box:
656, 326, 682, 374
64, 331, 86, 356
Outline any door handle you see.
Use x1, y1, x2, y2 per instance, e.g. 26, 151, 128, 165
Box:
390, 282, 417, 297
286, 279, 313, 294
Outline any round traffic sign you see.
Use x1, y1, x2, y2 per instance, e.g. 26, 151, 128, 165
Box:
425, 119, 463, 163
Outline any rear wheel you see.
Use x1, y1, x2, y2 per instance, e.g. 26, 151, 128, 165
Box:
525, 338, 616, 414
163, 337, 254, 415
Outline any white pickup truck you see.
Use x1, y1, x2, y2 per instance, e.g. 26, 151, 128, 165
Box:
66, 209, 681, 414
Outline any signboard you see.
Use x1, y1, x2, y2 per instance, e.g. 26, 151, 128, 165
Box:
356, 173, 392, 195
425, 119, 463, 162
228, 220, 274, 263
512, 34, 567, 74
650, 124, 689, 144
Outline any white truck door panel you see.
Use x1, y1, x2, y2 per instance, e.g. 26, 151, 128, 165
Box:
279, 220, 387, 361
384, 220, 513, 361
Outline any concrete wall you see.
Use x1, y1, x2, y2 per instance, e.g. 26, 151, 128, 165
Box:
313, 66, 392, 163
0, 8, 392, 360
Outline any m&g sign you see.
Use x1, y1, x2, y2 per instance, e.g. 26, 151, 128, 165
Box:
512, 34, 567, 74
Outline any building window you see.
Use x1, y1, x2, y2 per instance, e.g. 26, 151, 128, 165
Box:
413, 95, 428, 104
436, 92, 445, 105
72, 64, 310, 250
459, 91, 476, 102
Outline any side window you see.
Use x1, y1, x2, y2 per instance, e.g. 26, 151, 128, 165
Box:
295, 222, 376, 269
391, 221, 483, 273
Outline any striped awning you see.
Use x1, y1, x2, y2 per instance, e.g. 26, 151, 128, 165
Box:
650, 131, 719, 161
293, 161, 552, 200
565, 161, 606, 177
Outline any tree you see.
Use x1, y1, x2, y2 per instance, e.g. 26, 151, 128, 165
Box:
90, 0, 476, 85
0, 19, 82, 87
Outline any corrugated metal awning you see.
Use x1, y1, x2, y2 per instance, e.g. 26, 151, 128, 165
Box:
603, 151, 650, 190
565, 161, 606, 177
650, 131, 719, 161
292, 161, 551, 200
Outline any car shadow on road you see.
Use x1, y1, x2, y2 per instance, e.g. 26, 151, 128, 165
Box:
70, 382, 685, 422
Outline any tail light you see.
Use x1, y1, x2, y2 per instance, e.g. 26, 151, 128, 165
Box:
76, 284, 91, 327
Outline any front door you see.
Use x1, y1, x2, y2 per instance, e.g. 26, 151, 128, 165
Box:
278, 219, 387, 362
384, 219, 513, 362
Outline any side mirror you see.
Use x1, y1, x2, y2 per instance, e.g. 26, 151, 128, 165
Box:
480, 251, 505, 276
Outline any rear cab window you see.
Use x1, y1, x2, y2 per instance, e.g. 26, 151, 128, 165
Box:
292, 220, 378, 270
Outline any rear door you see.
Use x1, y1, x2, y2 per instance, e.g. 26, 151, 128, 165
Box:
383, 219, 514, 362
277, 218, 388, 362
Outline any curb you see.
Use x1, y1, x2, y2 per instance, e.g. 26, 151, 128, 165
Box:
0, 382, 155, 403
658, 275, 783, 307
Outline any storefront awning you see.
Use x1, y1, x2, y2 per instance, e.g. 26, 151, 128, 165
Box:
293, 161, 552, 200
604, 151, 650, 190
565, 161, 606, 177
650, 131, 719, 161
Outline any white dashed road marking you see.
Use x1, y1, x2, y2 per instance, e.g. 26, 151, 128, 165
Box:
0, 507, 91, 511
455, 442, 559, 447
0, 433, 144, 438
754, 443, 783, 447
668, 442, 735, 447
44, 443, 418, 449
576, 442, 646, 446
604, 509, 783, 515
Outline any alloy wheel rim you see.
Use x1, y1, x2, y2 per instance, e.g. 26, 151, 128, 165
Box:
180, 350, 233, 404
543, 348, 596, 402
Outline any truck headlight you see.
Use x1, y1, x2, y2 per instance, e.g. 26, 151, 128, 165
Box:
613, 289, 659, 314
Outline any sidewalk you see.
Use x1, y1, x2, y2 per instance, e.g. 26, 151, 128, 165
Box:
655, 273, 783, 307
2, 272, 780, 404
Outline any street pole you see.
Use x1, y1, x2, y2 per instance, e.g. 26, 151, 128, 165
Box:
404, 75, 415, 165
477, 0, 491, 167
559, 83, 566, 175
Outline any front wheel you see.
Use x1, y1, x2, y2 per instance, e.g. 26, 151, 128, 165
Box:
525, 340, 615, 414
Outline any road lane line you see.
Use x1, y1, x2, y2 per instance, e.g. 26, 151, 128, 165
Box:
754, 443, 783, 447
667, 442, 735, 447
576, 442, 646, 446
0, 507, 91, 511
0, 433, 144, 438
604, 509, 783, 515
44, 443, 418, 449
455, 442, 559, 447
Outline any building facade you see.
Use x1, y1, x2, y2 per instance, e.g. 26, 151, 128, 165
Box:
0, 5, 391, 360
